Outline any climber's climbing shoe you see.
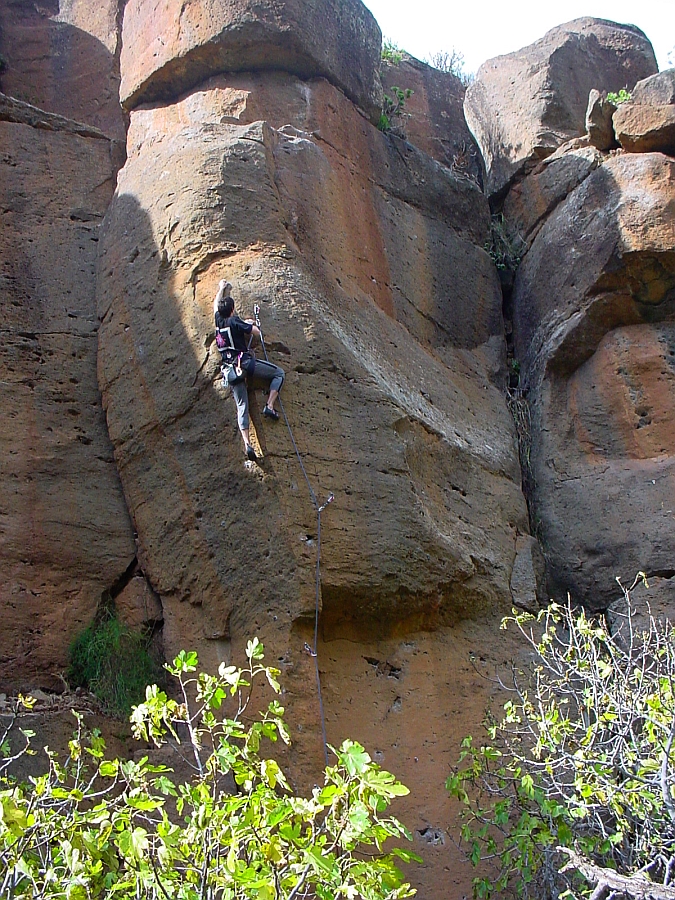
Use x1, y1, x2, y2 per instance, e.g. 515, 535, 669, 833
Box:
246, 444, 257, 462
262, 406, 279, 421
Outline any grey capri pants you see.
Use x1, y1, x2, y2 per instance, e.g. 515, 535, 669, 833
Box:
231, 358, 285, 430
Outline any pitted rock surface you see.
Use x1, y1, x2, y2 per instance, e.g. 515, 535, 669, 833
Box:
380, 54, 482, 183
120, 0, 383, 121
632, 69, 675, 106
613, 69, 675, 157
0, 115, 135, 689
512, 153, 675, 609
0, 0, 126, 147
614, 104, 675, 155
97, 74, 528, 660
464, 18, 657, 199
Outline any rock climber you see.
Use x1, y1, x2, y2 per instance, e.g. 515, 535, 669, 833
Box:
214, 280, 285, 462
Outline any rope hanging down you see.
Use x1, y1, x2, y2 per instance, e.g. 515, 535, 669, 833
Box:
254, 304, 333, 767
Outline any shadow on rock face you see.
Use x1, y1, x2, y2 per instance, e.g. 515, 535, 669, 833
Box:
0, 0, 126, 149
97, 87, 530, 665
512, 153, 675, 609
97, 192, 320, 671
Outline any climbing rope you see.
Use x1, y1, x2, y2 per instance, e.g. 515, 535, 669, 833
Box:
254, 304, 332, 766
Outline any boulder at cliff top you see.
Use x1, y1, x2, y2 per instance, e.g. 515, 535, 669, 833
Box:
120, 0, 383, 121
632, 69, 675, 105
614, 103, 675, 154
97, 72, 528, 661
464, 18, 657, 199
613, 70, 675, 155
0, 108, 136, 689
512, 153, 675, 609
0, 0, 126, 147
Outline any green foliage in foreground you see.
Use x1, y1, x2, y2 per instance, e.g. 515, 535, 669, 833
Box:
1, 640, 419, 900
69, 611, 162, 717
448, 577, 675, 900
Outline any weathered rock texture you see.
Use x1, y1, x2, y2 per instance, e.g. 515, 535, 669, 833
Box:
0, 0, 126, 147
380, 54, 482, 183
464, 18, 657, 199
608, 575, 675, 638
119, 0, 383, 120
614, 69, 675, 155
512, 153, 675, 609
0, 108, 135, 688
3, 4, 675, 895
614, 104, 675, 154
503, 139, 602, 245
586, 89, 617, 151
98, 72, 528, 667
632, 69, 675, 106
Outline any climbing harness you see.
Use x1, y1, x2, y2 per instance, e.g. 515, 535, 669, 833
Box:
215, 325, 255, 385
254, 303, 333, 766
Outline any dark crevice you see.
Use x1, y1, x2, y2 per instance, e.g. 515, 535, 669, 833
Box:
107, 556, 140, 602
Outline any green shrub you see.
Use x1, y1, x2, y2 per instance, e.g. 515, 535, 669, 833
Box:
484, 215, 526, 275
1, 642, 420, 900
68, 612, 161, 717
448, 576, 675, 900
381, 38, 404, 65
607, 88, 632, 105
378, 86, 413, 133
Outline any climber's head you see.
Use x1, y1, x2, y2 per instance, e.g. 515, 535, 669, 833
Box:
218, 289, 235, 318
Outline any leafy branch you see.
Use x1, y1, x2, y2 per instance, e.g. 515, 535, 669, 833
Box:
448, 575, 675, 900
1, 640, 420, 899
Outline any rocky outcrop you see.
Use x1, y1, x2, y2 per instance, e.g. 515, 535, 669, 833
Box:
0, 91, 107, 138
464, 18, 657, 199
632, 69, 675, 105
613, 70, 675, 155
614, 103, 675, 154
502, 139, 602, 245
98, 72, 528, 667
380, 54, 482, 183
0, 0, 126, 148
511, 153, 675, 609
586, 89, 617, 151
119, 0, 383, 121
0, 106, 135, 689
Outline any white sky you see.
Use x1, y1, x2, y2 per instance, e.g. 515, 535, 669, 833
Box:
362, 0, 673, 76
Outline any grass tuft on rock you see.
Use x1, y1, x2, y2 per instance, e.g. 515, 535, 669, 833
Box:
68, 612, 161, 718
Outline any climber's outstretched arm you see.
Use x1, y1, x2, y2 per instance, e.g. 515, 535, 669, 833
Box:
214, 279, 229, 315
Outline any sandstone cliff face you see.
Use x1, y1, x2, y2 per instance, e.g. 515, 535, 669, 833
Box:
0, 99, 136, 688
120, 0, 383, 121
0, 0, 126, 147
3, 3, 675, 896
513, 153, 675, 610
97, 70, 528, 662
380, 53, 482, 184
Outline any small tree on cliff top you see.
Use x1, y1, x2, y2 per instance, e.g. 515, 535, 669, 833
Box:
0, 640, 419, 899
448, 575, 675, 900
